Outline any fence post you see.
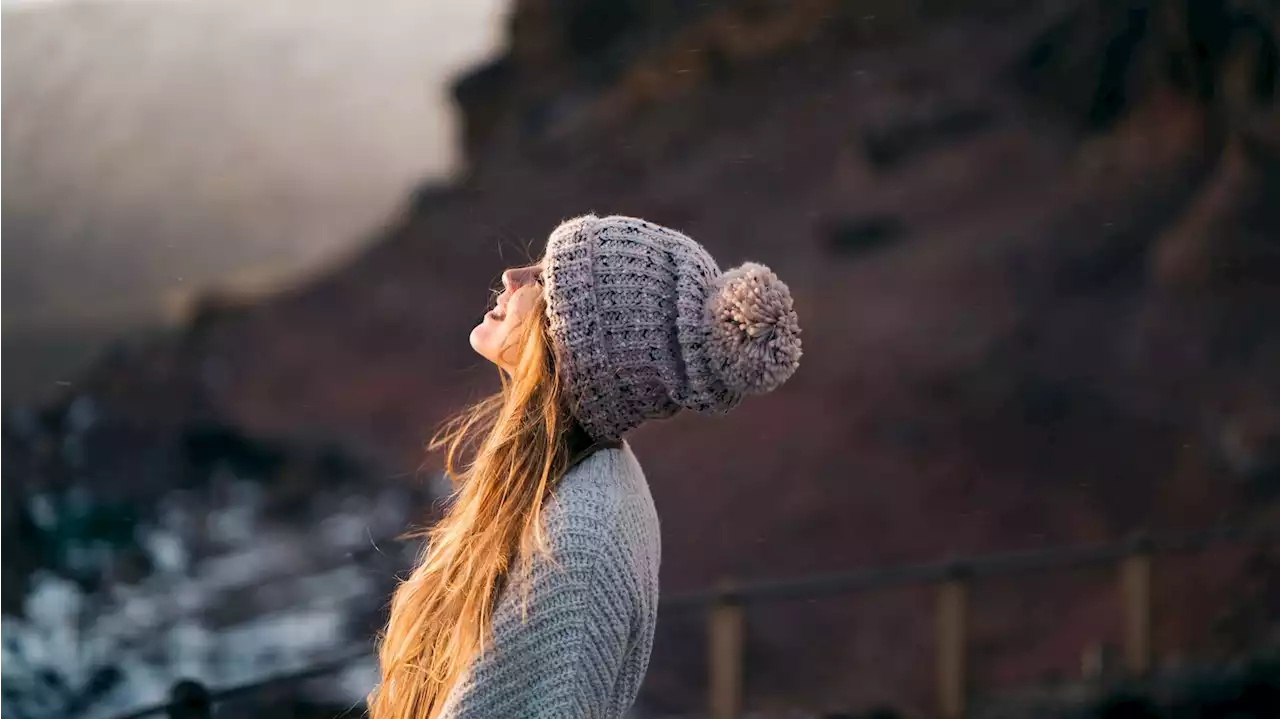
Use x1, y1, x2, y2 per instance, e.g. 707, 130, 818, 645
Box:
708, 583, 745, 719
1120, 538, 1152, 677
166, 679, 211, 719
936, 568, 968, 719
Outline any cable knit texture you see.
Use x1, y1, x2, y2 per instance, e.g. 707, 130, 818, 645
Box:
543, 215, 802, 441
439, 444, 661, 719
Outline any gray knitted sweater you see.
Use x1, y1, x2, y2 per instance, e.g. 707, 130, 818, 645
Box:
440, 443, 661, 718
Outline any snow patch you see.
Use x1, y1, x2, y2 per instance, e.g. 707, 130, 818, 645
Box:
3, 481, 394, 718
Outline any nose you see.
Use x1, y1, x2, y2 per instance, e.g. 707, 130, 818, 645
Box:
502, 265, 538, 292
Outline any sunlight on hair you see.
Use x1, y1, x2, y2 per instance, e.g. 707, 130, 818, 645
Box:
368, 294, 573, 719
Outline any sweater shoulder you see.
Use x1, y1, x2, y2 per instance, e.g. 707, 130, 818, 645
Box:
549, 444, 652, 516
542, 444, 658, 561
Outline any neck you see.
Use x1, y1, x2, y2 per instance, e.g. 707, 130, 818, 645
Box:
564, 420, 618, 470
565, 419, 594, 458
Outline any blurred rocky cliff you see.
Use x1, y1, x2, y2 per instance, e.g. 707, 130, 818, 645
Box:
4, 0, 1279, 715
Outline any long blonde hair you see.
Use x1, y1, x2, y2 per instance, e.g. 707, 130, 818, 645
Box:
369, 293, 575, 719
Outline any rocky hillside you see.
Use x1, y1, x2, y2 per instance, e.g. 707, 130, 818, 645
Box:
6, 0, 1279, 715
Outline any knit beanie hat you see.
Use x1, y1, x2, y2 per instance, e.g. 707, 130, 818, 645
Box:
542, 214, 802, 441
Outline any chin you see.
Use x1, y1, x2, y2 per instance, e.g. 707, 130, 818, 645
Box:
469, 323, 499, 365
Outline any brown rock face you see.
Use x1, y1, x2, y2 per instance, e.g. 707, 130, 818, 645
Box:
8, 0, 1279, 713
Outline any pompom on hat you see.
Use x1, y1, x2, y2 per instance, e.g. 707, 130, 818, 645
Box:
542, 214, 802, 441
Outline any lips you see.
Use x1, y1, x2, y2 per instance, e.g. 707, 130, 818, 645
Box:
488, 297, 508, 321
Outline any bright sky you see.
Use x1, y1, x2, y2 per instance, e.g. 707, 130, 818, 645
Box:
3, 0, 507, 328
2, 0, 509, 398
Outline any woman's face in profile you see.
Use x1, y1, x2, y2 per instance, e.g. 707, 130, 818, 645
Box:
470, 263, 543, 371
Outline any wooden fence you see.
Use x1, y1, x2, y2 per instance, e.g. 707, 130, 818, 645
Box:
676, 526, 1277, 719
108, 525, 1277, 719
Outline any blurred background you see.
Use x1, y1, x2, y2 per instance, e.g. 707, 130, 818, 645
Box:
2, 0, 1278, 718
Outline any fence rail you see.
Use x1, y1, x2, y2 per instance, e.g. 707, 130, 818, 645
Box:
107, 525, 1279, 719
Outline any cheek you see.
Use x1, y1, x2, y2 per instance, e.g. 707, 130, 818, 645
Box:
507, 288, 543, 325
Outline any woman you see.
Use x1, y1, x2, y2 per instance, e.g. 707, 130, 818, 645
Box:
369, 215, 802, 718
